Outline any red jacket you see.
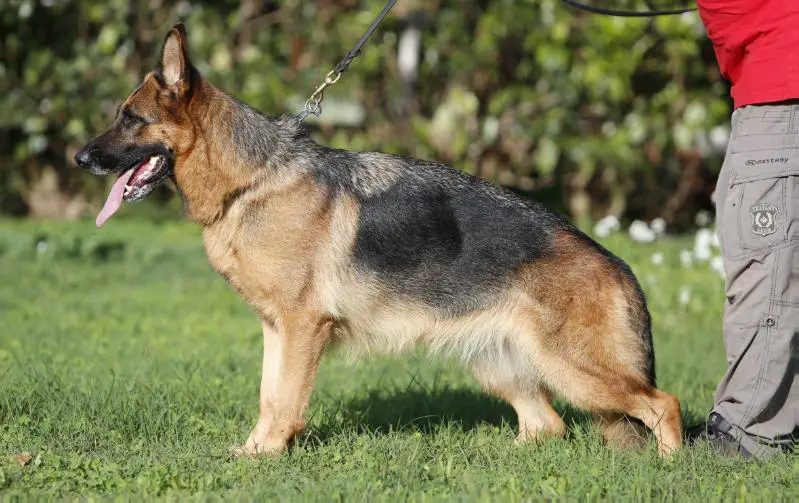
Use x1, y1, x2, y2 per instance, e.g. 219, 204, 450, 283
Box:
698, 0, 799, 108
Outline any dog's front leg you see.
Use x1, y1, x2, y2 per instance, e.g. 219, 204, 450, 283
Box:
236, 314, 331, 457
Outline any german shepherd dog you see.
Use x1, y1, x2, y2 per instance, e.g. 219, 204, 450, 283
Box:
75, 24, 682, 456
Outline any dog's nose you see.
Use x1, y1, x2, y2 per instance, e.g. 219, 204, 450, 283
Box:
74, 147, 94, 169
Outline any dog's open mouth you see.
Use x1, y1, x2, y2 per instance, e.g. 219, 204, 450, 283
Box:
96, 154, 171, 228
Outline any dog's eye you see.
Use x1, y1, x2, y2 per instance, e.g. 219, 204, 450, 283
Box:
120, 109, 144, 127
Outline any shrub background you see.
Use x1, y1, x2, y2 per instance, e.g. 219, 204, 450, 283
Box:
1, 0, 730, 228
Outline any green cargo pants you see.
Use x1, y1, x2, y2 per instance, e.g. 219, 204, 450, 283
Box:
713, 103, 798, 459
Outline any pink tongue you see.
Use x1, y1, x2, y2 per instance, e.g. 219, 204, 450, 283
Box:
96, 168, 136, 228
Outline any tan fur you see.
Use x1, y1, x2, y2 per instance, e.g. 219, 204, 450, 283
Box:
510, 231, 682, 454
593, 412, 648, 450
114, 26, 683, 457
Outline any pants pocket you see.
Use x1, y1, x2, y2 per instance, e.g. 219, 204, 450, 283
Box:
721, 151, 799, 258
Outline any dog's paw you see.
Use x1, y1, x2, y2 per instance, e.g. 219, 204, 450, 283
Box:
514, 432, 546, 445
514, 423, 567, 445
230, 438, 283, 459
229, 444, 255, 459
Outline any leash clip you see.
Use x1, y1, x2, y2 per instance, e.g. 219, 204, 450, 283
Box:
296, 70, 341, 122
295, 0, 398, 122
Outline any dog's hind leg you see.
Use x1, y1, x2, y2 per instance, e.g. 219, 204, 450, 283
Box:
471, 353, 566, 442
623, 389, 683, 455
593, 412, 648, 450
236, 314, 331, 457
536, 351, 682, 456
514, 246, 683, 455
511, 388, 567, 443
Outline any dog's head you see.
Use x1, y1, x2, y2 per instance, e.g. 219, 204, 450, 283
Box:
75, 24, 200, 226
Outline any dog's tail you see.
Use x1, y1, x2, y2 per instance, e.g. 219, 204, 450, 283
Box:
616, 259, 656, 387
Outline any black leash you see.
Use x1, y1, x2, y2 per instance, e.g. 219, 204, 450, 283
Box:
296, 0, 399, 121
295, 0, 696, 121
333, 0, 400, 76
559, 0, 696, 17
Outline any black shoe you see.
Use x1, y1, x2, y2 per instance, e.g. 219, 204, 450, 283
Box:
685, 412, 753, 458
685, 420, 710, 442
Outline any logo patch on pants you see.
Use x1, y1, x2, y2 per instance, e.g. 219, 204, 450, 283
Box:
750, 203, 779, 236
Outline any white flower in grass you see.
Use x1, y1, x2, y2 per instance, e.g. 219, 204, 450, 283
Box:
651, 252, 664, 265
709, 126, 730, 152
694, 228, 715, 261
695, 210, 712, 227
678, 287, 691, 306
593, 215, 620, 238
711, 229, 720, 249
694, 246, 712, 261
650, 218, 666, 236
679, 250, 693, 268
710, 255, 725, 279
594, 225, 611, 238
36, 241, 48, 253
629, 220, 656, 243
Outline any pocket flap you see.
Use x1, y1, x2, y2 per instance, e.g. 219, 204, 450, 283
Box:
728, 149, 799, 185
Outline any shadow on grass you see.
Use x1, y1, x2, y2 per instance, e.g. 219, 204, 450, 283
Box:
309, 387, 595, 441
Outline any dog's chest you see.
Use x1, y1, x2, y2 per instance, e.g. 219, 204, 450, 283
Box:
203, 225, 246, 291
202, 228, 279, 317
201, 210, 326, 318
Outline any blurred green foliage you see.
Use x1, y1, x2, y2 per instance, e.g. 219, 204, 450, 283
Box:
1, 0, 730, 226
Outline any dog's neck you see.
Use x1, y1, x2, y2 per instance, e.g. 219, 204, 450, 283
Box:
177, 80, 308, 226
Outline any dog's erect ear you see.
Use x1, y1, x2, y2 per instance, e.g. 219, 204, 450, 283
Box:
159, 23, 192, 94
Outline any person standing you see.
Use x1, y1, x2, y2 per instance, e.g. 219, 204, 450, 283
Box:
691, 0, 797, 459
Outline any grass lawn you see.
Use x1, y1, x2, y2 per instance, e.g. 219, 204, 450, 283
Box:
0, 217, 795, 500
